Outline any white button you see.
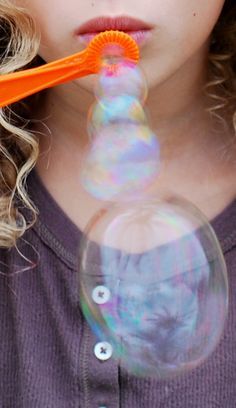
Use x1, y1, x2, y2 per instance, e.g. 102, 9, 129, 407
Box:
94, 342, 113, 361
92, 286, 111, 304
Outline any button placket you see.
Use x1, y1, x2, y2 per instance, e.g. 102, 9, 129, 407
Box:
80, 265, 119, 407
80, 321, 120, 408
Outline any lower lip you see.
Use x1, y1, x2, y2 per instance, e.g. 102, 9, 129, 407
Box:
78, 29, 152, 46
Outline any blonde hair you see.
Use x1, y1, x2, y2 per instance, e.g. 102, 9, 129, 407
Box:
205, 0, 236, 130
0, 0, 40, 247
0, 0, 235, 248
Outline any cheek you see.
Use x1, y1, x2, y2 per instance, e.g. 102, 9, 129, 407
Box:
165, 0, 225, 46
15, 0, 66, 49
149, 0, 225, 67
136, 0, 225, 90
24, 0, 86, 61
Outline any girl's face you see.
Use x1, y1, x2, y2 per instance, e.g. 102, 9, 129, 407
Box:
14, 0, 225, 93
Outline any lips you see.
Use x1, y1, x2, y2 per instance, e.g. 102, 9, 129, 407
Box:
77, 16, 153, 35
76, 16, 153, 47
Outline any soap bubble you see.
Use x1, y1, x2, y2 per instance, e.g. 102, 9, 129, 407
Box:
82, 57, 159, 200
94, 59, 148, 103
81, 123, 160, 200
78, 197, 228, 379
87, 95, 148, 137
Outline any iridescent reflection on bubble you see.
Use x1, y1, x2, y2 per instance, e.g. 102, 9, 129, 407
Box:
82, 122, 159, 200
87, 95, 148, 135
79, 197, 228, 379
81, 59, 159, 201
94, 59, 148, 103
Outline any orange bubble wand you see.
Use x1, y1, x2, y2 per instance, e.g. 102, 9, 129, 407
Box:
0, 30, 139, 108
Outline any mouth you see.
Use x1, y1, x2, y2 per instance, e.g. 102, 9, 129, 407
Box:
76, 16, 154, 47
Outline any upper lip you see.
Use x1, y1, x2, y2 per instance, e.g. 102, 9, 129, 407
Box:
76, 16, 153, 35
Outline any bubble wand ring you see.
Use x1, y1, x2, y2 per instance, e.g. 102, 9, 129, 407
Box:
0, 30, 139, 108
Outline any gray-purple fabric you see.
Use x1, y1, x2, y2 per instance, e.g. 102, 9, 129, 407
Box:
0, 170, 235, 407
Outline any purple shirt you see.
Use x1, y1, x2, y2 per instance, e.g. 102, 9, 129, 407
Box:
0, 170, 235, 407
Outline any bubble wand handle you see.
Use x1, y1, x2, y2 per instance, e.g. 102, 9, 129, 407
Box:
0, 30, 139, 108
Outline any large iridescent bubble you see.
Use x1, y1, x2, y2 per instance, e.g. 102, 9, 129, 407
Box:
79, 54, 228, 379
78, 197, 228, 378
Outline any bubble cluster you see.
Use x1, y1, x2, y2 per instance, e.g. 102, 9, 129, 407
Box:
78, 54, 228, 380
81, 59, 160, 200
79, 197, 228, 378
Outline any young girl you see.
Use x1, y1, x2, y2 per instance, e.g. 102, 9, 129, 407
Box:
0, 0, 235, 406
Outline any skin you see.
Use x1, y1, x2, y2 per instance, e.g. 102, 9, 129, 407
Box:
13, 0, 236, 230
